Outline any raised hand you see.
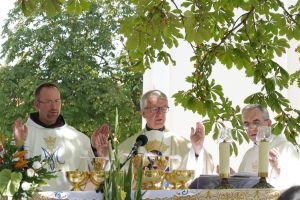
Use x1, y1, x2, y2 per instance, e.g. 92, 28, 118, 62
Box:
91, 124, 110, 157
190, 122, 205, 155
12, 118, 28, 146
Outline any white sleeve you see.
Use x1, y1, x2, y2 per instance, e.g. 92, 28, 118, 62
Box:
186, 148, 204, 178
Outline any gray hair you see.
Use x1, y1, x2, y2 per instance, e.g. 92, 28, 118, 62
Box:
242, 104, 270, 120
140, 90, 168, 110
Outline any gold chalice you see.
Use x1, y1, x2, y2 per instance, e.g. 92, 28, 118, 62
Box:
164, 171, 177, 189
141, 155, 169, 170
133, 154, 144, 170
92, 157, 107, 171
133, 154, 145, 180
142, 170, 165, 190
66, 170, 90, 191
90, 171, 107, 189
172, 170, 195, 189
153, 156, 169, 170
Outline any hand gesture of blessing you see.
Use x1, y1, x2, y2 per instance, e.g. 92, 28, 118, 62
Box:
13, 118, 28, 146
190, 122, 205, 155
91, 124, 110, 157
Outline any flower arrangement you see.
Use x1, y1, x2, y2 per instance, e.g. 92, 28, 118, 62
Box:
0, 135, 56, 199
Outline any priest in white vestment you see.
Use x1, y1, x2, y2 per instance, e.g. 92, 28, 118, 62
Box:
118, 90, 214, 177
13, 83, 97, 191
238, 104, 300, 189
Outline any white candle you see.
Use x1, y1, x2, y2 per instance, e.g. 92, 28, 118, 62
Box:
219, 142, 230, 178
258, 140, 269, 177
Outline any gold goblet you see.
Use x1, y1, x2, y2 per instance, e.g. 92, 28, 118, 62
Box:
142, 170, 165, 190
173, 170, 195, 189
133, 154, 145, 182
92, 157, 107, 171
66, 170, 90, 191
133, 154, 144, 170
90, 171, 107, 189
153, 156, 169, 170
164, 171, 177, 189
142, 155, 169, 171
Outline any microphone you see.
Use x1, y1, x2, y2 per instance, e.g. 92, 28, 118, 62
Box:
131, 135, 148, 155
120, 135, 148, 169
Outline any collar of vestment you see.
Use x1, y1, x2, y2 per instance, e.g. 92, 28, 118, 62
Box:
145, 124, 165, 132
30, 112, 65, 128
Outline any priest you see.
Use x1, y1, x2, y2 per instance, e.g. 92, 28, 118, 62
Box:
238, 104, 300, 189
92, 89, 215, 177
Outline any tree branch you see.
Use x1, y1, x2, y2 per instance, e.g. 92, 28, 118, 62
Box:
275, 0, 300, 29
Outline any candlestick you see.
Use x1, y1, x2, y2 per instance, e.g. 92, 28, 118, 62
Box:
216, 140, 233, 189
258, 140, 269, 177
219, 141, 230, 178
215, 127, 234, 189
253, 126, 273, 188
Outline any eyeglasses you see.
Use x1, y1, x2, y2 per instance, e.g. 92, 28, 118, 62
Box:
38, 99, 61, 106
243, 119, 268, 130
145, 106, 169, 113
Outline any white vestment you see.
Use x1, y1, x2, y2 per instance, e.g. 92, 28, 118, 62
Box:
24, 118, 94, 191
238, 135, 300, 189
118, 129, 214, 178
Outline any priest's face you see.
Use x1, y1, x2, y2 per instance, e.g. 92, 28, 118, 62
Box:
242, 108, 271, 143
34, 86, 61, 125
142, 96, 168, 130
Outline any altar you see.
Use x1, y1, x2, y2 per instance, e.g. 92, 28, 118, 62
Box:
32, 173, 282, 200
35, 188, 281, 200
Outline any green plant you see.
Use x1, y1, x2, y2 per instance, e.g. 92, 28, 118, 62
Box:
102, 109, 144, 200
0, 134, 56, 199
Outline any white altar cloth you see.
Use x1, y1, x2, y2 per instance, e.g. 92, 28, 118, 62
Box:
36, 189, 280, 200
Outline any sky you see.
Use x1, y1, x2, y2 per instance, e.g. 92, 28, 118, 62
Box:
0, 1, 15, 27
0, 1, 14, 25
0, 1, 15, 64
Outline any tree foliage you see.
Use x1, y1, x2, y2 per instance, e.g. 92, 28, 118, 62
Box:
0, 2, 143, 143
17, 0, 300, 154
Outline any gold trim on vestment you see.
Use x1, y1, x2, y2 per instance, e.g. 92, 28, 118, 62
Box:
145, 139, 169, 153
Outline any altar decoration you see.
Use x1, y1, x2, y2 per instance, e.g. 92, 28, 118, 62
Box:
0, 135, 56, 199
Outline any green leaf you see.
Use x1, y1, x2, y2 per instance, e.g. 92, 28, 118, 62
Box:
203, 119, 213, 134
124, 159, 133, 200
20, 0, 36, 16
0, 169, 22, 197
126, 33, 139, 51
79, 0, 91, 11
264, 78, 275, 93
212, 125, 219, 140
272, 122, 285, 136
231, 142, 238, 156
41, 0, 63, 17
